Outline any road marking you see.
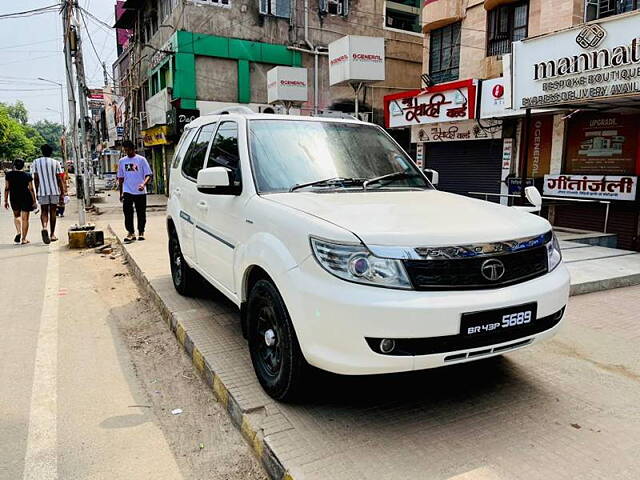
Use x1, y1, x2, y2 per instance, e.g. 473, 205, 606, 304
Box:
22, 248, 59, 480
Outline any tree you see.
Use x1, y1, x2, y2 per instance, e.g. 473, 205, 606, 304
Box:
5, 100, 28, 125
31, 120, 63, 157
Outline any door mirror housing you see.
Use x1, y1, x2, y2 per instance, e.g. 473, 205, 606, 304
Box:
524, 186, 542, 210
197, 166, 232, 193
424, 168, 439, 186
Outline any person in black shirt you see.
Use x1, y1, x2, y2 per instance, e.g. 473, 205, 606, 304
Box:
3, 159, 37, 244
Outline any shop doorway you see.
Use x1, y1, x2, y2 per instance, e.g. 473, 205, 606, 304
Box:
425, 140, 504, 201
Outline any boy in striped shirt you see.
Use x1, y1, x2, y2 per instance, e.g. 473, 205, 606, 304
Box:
32, 144, 66, 244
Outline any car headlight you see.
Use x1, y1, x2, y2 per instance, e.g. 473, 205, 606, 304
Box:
310, 237, 412, 289
547, 232, 562, 272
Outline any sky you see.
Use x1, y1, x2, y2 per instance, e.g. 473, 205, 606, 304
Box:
0, 1, 117, 124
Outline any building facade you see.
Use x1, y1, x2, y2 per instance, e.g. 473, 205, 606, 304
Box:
112, 0, 424, 194
386, 0, 640, 250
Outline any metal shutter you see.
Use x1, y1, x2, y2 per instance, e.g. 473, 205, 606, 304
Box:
425, 140, 503, 202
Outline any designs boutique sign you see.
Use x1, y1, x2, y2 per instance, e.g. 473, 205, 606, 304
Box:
512, 12, 640, 108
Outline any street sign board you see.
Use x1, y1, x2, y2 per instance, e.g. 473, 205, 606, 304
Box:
328, 35, 385, 86
512, 11, 640, 109
267, 67, 308, 104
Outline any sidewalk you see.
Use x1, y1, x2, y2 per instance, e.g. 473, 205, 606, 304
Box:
108, 212, 640, 480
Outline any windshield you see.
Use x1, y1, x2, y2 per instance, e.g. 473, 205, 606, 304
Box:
248, 120, 430, 193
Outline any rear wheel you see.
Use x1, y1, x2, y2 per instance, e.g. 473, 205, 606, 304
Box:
247, 279, 309, 401
169, 227, 196, 296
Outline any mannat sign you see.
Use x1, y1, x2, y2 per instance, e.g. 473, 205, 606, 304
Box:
512, 11, 640, 108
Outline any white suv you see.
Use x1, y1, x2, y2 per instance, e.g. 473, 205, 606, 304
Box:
167, 111, 570, 401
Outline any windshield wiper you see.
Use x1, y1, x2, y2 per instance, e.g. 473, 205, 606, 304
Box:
363, 171, 416, 189
289, 177, 365, 192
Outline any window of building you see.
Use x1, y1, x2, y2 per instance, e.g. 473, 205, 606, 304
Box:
319, 0, 349, 16
585, 0, 640, 21
182, 123, 217, 180
487, 1, 528, 57
259, 0, 290, 18
429, 22, 461, 84
385, 0, 421, 34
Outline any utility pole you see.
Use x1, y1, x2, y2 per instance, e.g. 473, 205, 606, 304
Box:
103, 62, 109, 87
71, 2, 93, 208
61, 0, 86, 225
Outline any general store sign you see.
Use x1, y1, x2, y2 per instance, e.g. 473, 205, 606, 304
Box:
142, 125, 170, 147
267, 66, 308, 104
410, 119, 501, 142
384, 79, 477, 128
328, 35, 385, 86
512, 11, 640, 108
543, 174, 637, 200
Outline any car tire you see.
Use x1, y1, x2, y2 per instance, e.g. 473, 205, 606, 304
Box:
169, 227, 196, 296
247, 279, 309, 402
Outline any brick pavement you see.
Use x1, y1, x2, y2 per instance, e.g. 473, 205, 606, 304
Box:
108, 212, 640, 480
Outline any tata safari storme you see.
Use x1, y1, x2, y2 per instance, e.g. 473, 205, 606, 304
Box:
167, 110, 570, 401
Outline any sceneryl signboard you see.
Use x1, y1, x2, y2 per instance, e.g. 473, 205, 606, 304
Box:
267, 66, 308, 104
328, 35, 385, 86
544, 174, 637, 200
384, 79, 477, 128
512, 11, 640, 109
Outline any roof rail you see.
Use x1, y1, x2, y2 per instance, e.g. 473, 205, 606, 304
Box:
311, 111, 359, 121
209, 106, 254, 115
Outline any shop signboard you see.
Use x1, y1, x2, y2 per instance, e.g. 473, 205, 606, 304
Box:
145, 88, 170, 128
512, 11, 640, 109
328, 36, 385, 86
507, 177, 535, 195
142, 125, 170, 147
385, 79, 478, 128
565, 112, 637, 174
480, 78, 507, 118
527, 115, 554, 177
167, 108, 200, 137
410, 118, 501, 142
544, 174, 637, 200
267, 67, 308, 104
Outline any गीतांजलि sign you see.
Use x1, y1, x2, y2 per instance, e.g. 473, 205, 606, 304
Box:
512, 12, 640, 108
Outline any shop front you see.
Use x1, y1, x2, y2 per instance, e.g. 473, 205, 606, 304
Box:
141, 125, 173, 195
512, 11, 640, 249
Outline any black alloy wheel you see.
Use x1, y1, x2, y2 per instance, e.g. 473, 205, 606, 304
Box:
247, 279, 309, 401
169, 228, 195, 296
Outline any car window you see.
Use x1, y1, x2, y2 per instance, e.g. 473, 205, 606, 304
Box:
206, 121, 240, 174
171, 128, 197, 169
181, 123, 217, 180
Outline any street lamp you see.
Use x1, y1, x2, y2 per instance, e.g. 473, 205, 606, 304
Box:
38, 77, 66, 128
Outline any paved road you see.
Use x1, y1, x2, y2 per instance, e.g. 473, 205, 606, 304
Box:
0, 180, 186, 479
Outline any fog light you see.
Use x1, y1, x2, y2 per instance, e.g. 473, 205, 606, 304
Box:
379, 338, 396, 354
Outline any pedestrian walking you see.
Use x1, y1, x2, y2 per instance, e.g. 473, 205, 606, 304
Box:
3, 159, 37, 244
117, 140, 152, 243
32, 144, 66, 244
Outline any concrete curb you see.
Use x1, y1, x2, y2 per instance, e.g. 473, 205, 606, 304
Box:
107, 225, 293, 480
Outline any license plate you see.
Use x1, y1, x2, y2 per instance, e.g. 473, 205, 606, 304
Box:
461, 303, 537, 337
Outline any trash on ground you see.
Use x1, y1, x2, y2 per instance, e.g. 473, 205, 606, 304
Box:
171, 408, 183, 415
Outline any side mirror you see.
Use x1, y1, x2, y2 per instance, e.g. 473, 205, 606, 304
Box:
524, 186, 542, 209
424, 168, 439, 186
197, 166, 231, 193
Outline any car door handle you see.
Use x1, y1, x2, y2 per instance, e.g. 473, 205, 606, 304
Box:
197, 201, 208, 210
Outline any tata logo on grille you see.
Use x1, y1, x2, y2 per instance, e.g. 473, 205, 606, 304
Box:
575, 24, 606, 49
481, 259, 505, 281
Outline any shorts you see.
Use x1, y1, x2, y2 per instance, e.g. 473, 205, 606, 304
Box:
10, 198, 34, 213
38, 194, 61, 206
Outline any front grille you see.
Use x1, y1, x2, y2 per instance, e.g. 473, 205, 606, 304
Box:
403, 246, 548, 290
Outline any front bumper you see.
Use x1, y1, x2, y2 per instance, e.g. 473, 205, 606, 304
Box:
279, 256, 570, 375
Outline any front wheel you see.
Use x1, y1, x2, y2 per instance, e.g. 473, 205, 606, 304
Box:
169, 227, 196, 296
247, 279, 309, 401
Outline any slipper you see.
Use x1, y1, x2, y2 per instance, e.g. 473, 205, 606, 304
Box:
21, 240, 30, 245
41, 229, 50, 245
14, 234, 21, 243
51, 236, 58, 242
